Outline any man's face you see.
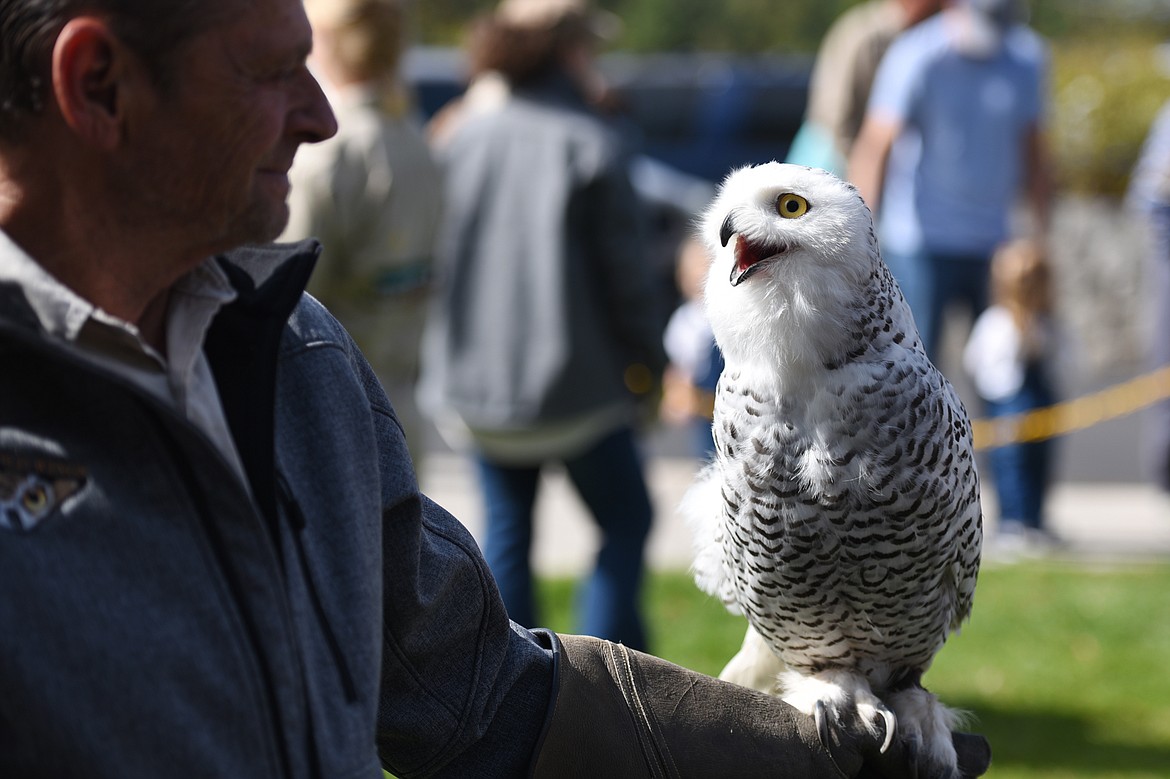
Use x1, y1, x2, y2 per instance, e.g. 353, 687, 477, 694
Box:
123, 0, 337, 254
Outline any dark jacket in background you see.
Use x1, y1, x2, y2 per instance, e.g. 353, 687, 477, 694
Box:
420, 71, 667, 432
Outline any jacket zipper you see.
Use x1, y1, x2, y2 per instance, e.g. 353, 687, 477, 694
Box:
151, 415, 292, 778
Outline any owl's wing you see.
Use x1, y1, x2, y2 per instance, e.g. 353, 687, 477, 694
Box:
681, 461, 744, 614
939, 378, 982, 631
830, 354, 982, 637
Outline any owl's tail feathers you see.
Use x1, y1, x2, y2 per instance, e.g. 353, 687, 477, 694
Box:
718, 624, 785, 694
680, 463, 740, 611
887, 685, 970, 778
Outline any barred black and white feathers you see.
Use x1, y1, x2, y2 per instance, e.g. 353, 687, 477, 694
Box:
683, 163, 982, 777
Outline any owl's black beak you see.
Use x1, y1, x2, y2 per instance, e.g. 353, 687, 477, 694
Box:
723, 209, 789, 287
719, 212, 737, 248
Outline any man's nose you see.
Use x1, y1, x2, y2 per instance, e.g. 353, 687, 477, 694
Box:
295, 69, 338, 144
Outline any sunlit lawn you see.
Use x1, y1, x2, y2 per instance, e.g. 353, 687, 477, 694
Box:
537, 561, 1170, 779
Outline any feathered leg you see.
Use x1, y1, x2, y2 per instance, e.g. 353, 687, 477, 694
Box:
887, 685, 965, 778
717, 625, 784, 694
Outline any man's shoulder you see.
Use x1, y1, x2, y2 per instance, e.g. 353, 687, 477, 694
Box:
830, 0, 902, 40
868, 16, 949, 106
885, 14, 951, 63
218, 240, 345, 347
450, 93, 627, 177
814, 0, 902, 78
1004, 25, 1048, 66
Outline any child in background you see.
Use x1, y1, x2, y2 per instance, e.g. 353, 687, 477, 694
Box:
963, 239, 1060, 555
661, 236, 723, 460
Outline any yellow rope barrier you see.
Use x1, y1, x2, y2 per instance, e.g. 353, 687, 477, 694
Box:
970, 365, 1170, 450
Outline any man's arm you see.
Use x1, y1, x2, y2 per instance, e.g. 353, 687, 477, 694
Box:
1023, 121, 1053, 236
849, 114, 901, 215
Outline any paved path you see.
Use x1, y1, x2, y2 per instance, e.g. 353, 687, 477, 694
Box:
420, 453, 1170, 576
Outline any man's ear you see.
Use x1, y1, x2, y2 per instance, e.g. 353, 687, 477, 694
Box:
50, 18, 136, 150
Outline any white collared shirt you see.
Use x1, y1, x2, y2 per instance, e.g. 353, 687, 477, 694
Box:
0, 229, 251, 490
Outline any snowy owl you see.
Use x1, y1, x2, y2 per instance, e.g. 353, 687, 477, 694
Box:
683, 162, 982, 777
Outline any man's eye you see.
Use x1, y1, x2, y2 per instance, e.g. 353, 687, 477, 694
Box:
261, 62, 304, 82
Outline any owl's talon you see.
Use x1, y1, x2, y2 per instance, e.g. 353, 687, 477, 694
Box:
876, 703, 897, 754
813, 695, 897, 760
813, 699, 831, 749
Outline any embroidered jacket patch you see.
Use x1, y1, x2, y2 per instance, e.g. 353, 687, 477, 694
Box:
0, 449, 88, 533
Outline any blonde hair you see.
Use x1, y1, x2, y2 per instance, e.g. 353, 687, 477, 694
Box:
990, 238, 1051, 354
306, 0, 406, 83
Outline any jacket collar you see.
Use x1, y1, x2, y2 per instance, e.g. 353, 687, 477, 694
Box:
206, 239, 321, 529
0, 238, 322, 529
0, 238, 321, 347
215, 240, 320, 318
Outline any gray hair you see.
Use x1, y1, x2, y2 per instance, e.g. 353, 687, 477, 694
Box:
0, 0, 237, 140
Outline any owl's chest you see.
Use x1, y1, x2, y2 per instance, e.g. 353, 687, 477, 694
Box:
711, 427, 942, 669
712, 397, 855, 580
710, 375, 921, 601
712, 378, 860, 507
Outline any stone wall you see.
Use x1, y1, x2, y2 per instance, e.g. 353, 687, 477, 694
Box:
1048, 195, 1152, 380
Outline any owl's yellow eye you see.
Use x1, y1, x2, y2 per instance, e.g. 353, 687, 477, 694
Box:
776, 193, 809, 219
21, 484, 50, 514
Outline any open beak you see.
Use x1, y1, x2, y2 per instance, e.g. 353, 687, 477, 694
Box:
721, 212, 790, 287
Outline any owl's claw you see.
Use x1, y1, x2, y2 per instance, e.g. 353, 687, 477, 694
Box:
876, 703, 897, 753
814, 699, 831, 747
812, 695, 897, 755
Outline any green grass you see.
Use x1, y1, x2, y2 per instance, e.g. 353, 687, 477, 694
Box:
537, 562, 1170, 779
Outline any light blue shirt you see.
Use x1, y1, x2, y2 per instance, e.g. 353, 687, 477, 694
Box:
867, 14, 1047, 256
1127, 98, 1170, 213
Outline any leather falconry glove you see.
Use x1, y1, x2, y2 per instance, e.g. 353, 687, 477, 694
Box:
532, 634, 991, 779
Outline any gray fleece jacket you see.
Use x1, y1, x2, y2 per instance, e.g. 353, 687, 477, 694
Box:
420, 71, 667, 433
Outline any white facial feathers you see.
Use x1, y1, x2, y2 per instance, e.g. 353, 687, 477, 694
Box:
697, 163, 890, 372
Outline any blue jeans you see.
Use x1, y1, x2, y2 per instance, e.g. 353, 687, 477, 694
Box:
476, 426, 653, 650
883, 248, 991, 363
985, 366, 1056, 529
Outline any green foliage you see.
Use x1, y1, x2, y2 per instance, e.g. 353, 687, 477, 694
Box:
603, 0, 858, 54
1050, 36, 1170, 197
539, 562, 1170, 777
410, 0, 494, 46
410, 0, 859, 52
410, 0, 1170, 53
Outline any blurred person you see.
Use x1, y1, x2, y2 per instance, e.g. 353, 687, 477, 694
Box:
281, 0, 441, 468
417, 0, 666, 651
0, 0, 993, 774
1126, 97, 1170, 493
850, 0, 1052, 362
425, 0, 621, 149
661, 235, 723, 460
787, 0, 943, 175
963, 239, 1060, 554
